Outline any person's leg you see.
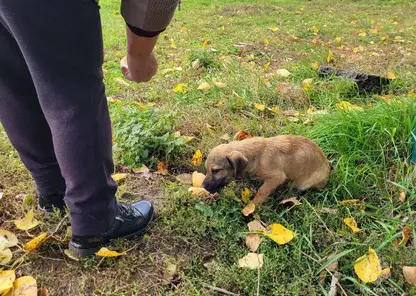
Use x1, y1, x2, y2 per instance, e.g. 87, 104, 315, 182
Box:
0, 0, 117, 236
0, 18, 66, 210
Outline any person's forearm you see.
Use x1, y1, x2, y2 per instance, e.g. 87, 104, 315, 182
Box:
126, 26, 158, 57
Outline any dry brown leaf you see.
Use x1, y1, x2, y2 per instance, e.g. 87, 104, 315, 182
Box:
156, 162, 169, 175
245, 234, 261, 252
132, 165, 150, 174
192, 171, 206, 187
188, 187, 210, 198
198, 82, 211, 91
248, 220, 266, 232
175, 173, 193, 185
38, 288, 49, 296
238, 253, 264, 269
320, 208, 338, 214
283, 110, 299, 117
279, 197, 301, 206
403, 266, 416, 285
326, 253, 339, 272
340, 199, 361, 205
234, 131, 252, 141
400, 226, 411, 246
242, 202, 256, 216
276, 69, 291, 77
399, 191, 406, 202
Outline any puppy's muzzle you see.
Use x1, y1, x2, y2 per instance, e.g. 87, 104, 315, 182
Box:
202, 177, 227, 194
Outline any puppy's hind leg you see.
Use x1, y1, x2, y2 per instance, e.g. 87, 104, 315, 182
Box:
252, 174, 286, 205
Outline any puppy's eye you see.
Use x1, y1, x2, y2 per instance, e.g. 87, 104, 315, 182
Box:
212, 169, 221, 174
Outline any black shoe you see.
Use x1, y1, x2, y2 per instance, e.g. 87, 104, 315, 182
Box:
68, 201, 154, 258
38, 194, 66, 213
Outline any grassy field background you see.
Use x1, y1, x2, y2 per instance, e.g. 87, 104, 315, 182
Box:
1, 0, 416, 295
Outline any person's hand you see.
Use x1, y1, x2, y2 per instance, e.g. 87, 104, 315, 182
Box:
120, 53, 158, 83
120, 25, 159, 83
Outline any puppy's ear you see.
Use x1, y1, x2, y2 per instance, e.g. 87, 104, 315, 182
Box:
226, 151, 248, 178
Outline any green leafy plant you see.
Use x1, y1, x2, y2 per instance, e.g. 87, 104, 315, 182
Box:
110, 103, 185, 167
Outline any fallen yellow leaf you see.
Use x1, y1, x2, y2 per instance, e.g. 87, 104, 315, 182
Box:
112, 173, 127, 182
13, 276, 37, 296
241, 188, 252, 203
335, 37, 342, 43
173, 83, 186, 93
198, 82, 211, 91
191, 171, 205, 187
262, 61, 271, 72
380, 36, 388, 41
302, 78, 313, 91
327, 49, 333, 63
242, 202, 256, 216
245, 234, 261, 252
254, 104, 266, 111
238, 253, 264, 269
270, 26, 279, 32
381, 267, 391, 278
156, 162, 169, 175
354, 248, 382, 283
132, 165, 150, 174
403, 266, 416, 285
192, 150, 203, 166
0, 270, 15, 295
24, 232, 49, 253
264, 224, 294, 245
268, 107, 279, 113
95, 247, 125, 257
13, 210, 40, 231
312, 62, 319, 70
336, 101, 363, 111
353, 47, 360, 53
344, 217, 360, 233
400, 226, 411, 246
63, 249, 79, 261
247, 220, 266, 232
170, 38, 177, 48
386, 72, 396, 80
0, 229, 18, 248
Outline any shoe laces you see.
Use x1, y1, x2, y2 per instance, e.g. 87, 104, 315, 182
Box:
118, 203, 134, 217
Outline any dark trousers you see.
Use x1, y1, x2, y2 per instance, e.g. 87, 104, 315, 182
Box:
0, 0, 117, 236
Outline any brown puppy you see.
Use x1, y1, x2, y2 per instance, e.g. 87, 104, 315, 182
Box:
202, 135, 330, 205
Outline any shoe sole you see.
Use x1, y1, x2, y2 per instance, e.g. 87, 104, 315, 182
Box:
68, 211, 155, 258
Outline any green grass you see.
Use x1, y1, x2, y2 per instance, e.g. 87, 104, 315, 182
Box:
1, 0, 416, 295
